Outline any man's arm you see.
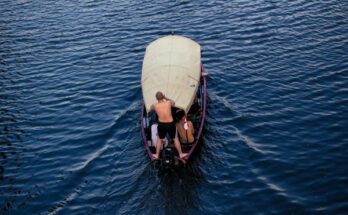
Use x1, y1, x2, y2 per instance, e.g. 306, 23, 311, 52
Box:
164, 96, 175, 106
169, 99, 175, 107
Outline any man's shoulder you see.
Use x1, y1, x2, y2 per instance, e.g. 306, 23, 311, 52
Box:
165, 100, 174, 107
160, 100, 171, 106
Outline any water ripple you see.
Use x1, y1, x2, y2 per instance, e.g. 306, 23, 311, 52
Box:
1, 0, 347, 214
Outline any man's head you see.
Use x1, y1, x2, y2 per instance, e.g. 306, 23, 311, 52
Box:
156, 91, 165, 101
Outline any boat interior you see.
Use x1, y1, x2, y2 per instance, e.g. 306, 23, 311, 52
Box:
143, 76, 205, 156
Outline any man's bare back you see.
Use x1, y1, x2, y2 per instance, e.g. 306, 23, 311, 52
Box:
153, 100, 173, 122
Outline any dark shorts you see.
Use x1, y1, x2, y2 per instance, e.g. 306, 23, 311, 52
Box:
158, 121, 176, 139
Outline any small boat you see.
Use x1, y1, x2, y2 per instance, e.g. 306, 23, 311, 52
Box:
140, 35, 207, 167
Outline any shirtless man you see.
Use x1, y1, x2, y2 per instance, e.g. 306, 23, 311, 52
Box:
150, 91, 187, 160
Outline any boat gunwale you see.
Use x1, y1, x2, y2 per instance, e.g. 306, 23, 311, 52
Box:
184, 65, 207, 160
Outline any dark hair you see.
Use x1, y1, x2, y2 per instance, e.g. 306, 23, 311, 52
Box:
176, 109, 185, 120
156, 91, 165, 100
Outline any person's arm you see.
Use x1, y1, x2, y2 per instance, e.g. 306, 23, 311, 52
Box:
164, 96, 175, 106
170, 99, 175, 107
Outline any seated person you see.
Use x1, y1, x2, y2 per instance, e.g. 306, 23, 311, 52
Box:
176, 109, 195, 144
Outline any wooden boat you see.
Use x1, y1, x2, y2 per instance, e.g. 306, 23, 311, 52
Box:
140, 35, 207, 167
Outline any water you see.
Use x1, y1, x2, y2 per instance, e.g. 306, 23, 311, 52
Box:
1, 0, 347, 214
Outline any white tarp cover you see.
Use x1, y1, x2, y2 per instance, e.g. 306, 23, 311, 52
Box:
142, 35, 201, 113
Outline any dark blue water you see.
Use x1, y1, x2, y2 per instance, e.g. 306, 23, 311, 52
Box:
1, 0, 347, 214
